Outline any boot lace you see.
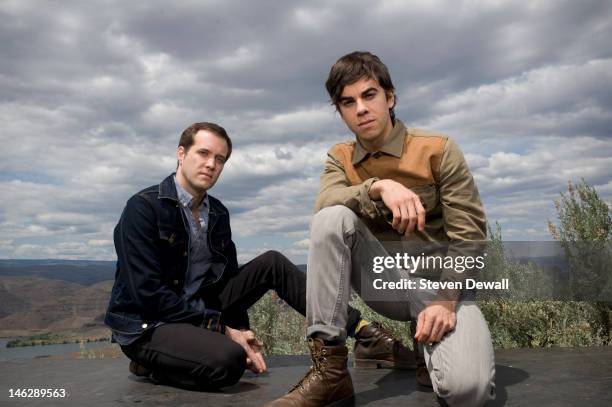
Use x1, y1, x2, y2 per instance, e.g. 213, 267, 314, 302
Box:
289, 348, 328, 392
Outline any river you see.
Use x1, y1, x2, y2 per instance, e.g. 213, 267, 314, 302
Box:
0, 338, 112, 361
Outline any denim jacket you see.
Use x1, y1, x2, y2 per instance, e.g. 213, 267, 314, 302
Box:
104, 174, 238, 336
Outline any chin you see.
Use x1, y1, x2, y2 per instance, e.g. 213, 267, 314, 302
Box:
358, 132, 380, 142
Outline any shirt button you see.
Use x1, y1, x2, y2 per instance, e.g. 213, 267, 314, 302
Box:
173, 279, 179, 285
373, 152, 382, 158
183, 251, 188, 256
142, 323, 148, 329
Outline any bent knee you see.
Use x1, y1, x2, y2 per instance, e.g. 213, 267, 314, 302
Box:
435, 374, 495, 407
256, 250, 289, 266
201, 341, 247, 388
311, 205, 359, 237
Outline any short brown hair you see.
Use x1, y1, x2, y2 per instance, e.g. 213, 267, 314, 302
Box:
325, 51, 396, 121
178, 122, 232, 160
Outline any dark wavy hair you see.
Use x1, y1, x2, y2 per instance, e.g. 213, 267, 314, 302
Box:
325, 51, 396, 122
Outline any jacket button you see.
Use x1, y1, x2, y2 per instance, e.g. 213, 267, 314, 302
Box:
173, 280, 179, 285
183, 251, 188, 257
142, 323, 148, 329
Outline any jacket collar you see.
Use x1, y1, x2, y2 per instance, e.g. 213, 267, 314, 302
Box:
158, 173, 227, 216
158, 174, 179, 201
352, 119, 407, 165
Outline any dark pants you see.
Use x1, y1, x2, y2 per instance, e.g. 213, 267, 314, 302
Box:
121, 250, 362, 389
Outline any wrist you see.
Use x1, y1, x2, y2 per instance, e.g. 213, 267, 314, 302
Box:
431, 299, 458, 312
369, 179, 386, 200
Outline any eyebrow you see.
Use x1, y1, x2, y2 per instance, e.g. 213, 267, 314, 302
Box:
196, 148, 226, 160
339, 87, 378, 102
361, 87, 378, 96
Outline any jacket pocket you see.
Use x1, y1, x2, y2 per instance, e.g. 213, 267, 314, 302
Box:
158, 224, 187, 247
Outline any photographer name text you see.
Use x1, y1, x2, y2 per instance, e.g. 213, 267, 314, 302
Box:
372, 278, 509, 290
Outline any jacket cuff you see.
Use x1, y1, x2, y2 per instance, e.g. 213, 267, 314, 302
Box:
202, 310, 225, 334
359, 177, 381, 218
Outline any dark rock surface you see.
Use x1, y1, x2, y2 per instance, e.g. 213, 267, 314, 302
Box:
1, 347, 612, 406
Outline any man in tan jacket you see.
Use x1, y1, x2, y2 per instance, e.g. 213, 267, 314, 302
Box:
267, 52, 495, 407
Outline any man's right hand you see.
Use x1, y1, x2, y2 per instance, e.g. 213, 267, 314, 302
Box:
225, 327, 267, 374
369, 179, 426, 236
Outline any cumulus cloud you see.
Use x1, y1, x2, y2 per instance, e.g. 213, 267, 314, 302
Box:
0, 0, 610, 263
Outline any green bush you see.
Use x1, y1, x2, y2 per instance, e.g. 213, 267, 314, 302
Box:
479, 299, 608, 348
248, 291, 609, 355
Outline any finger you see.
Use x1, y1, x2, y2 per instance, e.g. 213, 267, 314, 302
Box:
415, 199, 426, 231
252, 351, 267, 373
417, 313, 434, 344
436, 315, 453, 343
428, 318, 444, 342
398, 204, 409, 234
245, 350, 261, 373
439, 312, 456, 341
246, 335, 263, 347
391, 205, 401, 229
243, 342, 265, 373
405, 200, 417, 237
243, 330, 255, 341
249, 338, 264, 351
414, 311, 424, 339
245, 357, 258, 373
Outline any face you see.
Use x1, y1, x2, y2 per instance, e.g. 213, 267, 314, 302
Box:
337, 76, 395, 150
176, 130, 228, 195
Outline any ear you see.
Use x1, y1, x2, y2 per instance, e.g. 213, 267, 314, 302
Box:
386, 91, 395, 109
177, 146, 185, 166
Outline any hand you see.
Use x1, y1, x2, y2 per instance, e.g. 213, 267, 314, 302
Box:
369, 179, 425, 236
225, 327, 267, 373
414, 301, 457, 345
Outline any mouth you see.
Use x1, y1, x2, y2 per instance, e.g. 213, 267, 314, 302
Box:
199, 173, 213, 180
358, 119, 376, 128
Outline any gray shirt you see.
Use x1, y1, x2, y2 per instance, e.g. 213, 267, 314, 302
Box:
174, 175, 212, 314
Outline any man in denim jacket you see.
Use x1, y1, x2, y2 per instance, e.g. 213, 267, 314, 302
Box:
106, 122, 415, 390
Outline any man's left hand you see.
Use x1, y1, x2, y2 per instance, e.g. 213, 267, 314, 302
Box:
414, 300, 457, 344
225, 327, 267, 373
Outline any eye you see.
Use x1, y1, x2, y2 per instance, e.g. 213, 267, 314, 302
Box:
340, 99, 354, 107
216, 157, 226, 165
364, 91, 376, 99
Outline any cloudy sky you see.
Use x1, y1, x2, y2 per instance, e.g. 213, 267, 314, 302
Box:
1, 0, 611, 264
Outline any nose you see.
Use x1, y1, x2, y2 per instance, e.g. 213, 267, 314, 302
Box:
205, 156, 216, 170
356, 97, 368, 116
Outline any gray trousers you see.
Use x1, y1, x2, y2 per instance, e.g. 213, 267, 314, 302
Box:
306, 206, 496, 407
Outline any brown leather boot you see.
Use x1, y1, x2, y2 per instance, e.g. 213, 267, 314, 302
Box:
353, 322, 416, 370
265, 338, 354, 407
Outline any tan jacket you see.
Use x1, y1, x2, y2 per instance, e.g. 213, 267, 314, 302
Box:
315, 120, 486, 282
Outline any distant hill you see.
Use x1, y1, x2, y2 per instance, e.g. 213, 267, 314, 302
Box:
0, 259, 116, 286
0, 259, 306, 336
0, 276, 112, 336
